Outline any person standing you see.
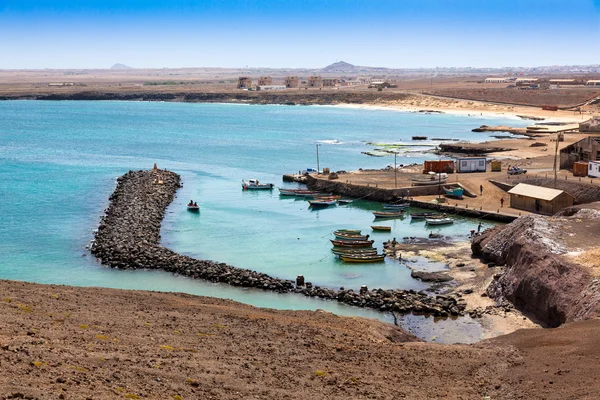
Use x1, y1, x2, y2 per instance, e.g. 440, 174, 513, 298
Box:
477, 222, 482, 233
480, 184, 483, 196
500, 197, 505, 207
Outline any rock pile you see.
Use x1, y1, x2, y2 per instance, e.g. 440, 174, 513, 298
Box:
91, 169, 465, 317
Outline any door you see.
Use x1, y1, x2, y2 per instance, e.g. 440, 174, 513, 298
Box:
469, 160, 477, 171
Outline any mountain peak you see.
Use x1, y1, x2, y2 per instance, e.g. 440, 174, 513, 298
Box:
111, 63, 132, 70
321, 61, 357, 72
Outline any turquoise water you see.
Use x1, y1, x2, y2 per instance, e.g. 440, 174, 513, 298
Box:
0, 101, 525, 343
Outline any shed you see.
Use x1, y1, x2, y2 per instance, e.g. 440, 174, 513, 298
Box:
491, 160, 502, 172
508, 183, 574, 215
573, 161, 589, 177
589, 161, 600, 178
456, 157, 486, 173
423, 160, 455, 174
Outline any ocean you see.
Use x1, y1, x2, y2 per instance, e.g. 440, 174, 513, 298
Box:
0, 101, 527, 342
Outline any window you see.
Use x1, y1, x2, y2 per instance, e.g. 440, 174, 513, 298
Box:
479, 160, 485, 167
461, 161, 467, 167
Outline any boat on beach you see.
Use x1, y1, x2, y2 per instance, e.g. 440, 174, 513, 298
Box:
340, 254, 386, 263
242, 179, 274, 190
373, 211, 404, 219
411, 172, 448, 186
371, 225, 392, 231
330, 239, 375, 248
443, 186, 464, 199
426, 217, 454, 225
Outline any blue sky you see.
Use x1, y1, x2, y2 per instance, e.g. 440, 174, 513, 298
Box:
1, 0, 599, 69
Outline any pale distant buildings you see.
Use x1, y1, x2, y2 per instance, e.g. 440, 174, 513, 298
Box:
257, 85, 286, 91
484, 77, 509, 83
308, 76, 323, 88
48, 82, 74, 86
323, 78, 339, 87
257, 76, 272, 86
237, 77, 252, 89
586, 80, 600, 86
285, 76, 299, 88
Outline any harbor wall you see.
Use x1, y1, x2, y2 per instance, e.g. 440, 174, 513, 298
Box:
90, 169, 466, 318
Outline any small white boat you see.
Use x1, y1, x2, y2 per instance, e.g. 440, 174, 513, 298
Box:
412, 172, 448, 186
383, 203, 410, 210
308, 199, 337, 207
242, 179, 274, 190
425, 217, 454, 225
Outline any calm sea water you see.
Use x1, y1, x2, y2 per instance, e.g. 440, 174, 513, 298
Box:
0, 101, 526, 343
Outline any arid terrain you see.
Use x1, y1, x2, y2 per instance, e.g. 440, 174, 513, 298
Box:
1, 280, 599, 400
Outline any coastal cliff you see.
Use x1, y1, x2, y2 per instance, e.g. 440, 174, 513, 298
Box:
90, 169, 466, 317
472, 208, 600, 327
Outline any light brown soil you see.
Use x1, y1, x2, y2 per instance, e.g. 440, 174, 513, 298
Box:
1, 280, 599, 399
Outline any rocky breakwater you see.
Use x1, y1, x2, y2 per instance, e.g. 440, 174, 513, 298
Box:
91, 169, 465, 317
472, 207, 600, 327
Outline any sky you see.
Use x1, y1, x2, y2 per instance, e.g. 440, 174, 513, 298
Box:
1, 0, 599, 69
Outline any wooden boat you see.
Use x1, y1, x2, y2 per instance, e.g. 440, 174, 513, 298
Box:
371, 225, 392, 231
330, 239, 374, 248
331, 248, 378, 256
278, 188, 302, 196
383, 203, 410, 210
412, 136, 428, 140
242, 179, 274, 190
334, 232, 370, 240
311, 195, 341, 201
337, 199, 353, 204
187, 205, 200, 212
373, 211, 404, 219
443, 186, 464, 199
411, 172, 448, 186
336, 229, 361, 234
308, 199, 337, 207
426, 217, 454, 225
340, 254, 386, 263
295, 191, 329, 198
410, 212, 443, 220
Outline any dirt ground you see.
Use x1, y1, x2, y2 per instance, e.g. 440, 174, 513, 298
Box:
1, 280, 599, 400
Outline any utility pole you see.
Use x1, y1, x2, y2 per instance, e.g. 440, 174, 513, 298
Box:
316, 144, 321, 174
553, 132, 560, 188
394, 152, 398, 189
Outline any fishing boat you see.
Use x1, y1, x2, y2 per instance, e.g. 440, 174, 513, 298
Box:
373, 211, 404, 219
331, 248, 378, 256
425, 217, 454, 225
371, 225, 392, 231
336, 229, 361, 234
338, 199, 353, 204
242, 179, 274, 190
308, 199, 337, 207
278, 188, 302, 196
294, 191, 328, 198
411, 172, 448, 186
410, 212, 443, 220
443, 186, 464, 199
330, 239, 374, 248
340, 254, 386, 263
187, 205, 200, 212
334, 232, 370, 240
383, 203, 410, 210
412, 136, 428, 140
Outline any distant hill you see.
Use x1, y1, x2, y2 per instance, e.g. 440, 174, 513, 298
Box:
111, 63, 132, 70
320, 61, 392, 74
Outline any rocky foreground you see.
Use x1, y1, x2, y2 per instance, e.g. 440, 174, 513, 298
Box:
1, 280, 600, 399
90, 169, 467, 317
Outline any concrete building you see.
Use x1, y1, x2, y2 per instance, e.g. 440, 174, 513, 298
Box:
308, 76, 323, 88
560, 135, 600, 169
589, 161, 600, 178
257, 85, 286, 91
456, 157, 486, 173
285, 76, 299, 88
508, 183, 574, 215
484, 77, 509, 83
237, 77, 252, 89
323, 78, 339, 87
580, 117, 600, 133
515, 78, 539, 86
257, 76, 272, 86
586, 80, 600, 86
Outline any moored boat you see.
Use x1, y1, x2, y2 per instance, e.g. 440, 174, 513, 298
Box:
242, 179, 274, 190
278, 188, 301, 196
330, 239, 375, 247
425, 217, 454, 225
331, 248, 378, 256
337, 199, 353, 204
308, 199, 337, 207
410, 212, 443, 220
334, 232, 370, 240
187, 205, 200, 212
340, 254, 386, 263
383, 203, 410, 210
373, 211, 404, 219
371, 225, 392, 231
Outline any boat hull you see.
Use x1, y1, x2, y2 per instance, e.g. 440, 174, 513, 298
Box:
187, 206, 200, 212
373, 211, 404, 219
370, 226, 391, 231
340, 255, 385, 263
330, 239, 374, 248
426, 218, 454, 225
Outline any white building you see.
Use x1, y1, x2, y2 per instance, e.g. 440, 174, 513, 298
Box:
484, 77, 509, 83
589, 161, 600, 178
456, 157, 487, 173
586, 80, 600, 86
257, 85, 286, 91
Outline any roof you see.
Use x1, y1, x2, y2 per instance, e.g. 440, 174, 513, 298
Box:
508, 183, 568, 201
549, 79, 575, 82
587, 80, 600, 83
456, 157, 486, 160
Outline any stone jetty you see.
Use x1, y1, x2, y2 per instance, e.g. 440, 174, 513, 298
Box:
91, 169, 466, 317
